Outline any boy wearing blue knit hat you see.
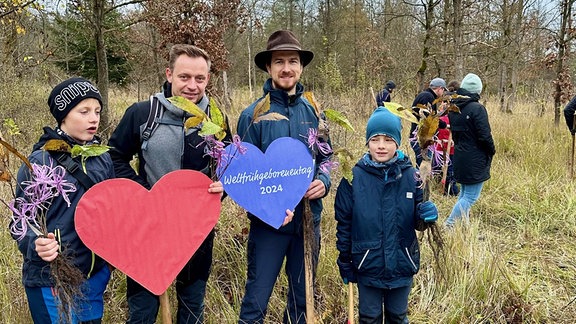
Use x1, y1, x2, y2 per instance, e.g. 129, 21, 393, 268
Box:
334, 107, 439, 323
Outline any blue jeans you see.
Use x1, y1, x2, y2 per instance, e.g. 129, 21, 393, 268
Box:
238, 221, 320, 324
25, 265, 111, 323
357, 281, 411, 324
445, 182, 484, 227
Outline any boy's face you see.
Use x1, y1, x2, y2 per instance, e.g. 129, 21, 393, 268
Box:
368, 135, 397, 163
60, 98, 101, 144
166, 54, 210, 104
266, 51, 302, 95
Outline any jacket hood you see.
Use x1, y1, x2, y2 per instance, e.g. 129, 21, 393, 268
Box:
454, 88, 480, 107
355, 151, 413, 178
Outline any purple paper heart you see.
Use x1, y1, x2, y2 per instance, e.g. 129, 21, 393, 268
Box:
218, 137, 314, 229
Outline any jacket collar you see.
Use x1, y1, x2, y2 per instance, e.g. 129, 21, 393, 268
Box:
262, 78, 305, 106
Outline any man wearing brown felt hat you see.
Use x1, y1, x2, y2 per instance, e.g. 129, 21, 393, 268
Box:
236, 30, 332, 324
254, 30, 314, 72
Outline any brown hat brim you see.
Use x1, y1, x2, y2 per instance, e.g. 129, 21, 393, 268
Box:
254, 50, 314, 72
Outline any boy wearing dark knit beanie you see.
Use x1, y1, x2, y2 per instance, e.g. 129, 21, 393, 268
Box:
11, 77, 114, 322
47, 77, 103, 125
46, 77, 103, 144
335, 107, 439, 323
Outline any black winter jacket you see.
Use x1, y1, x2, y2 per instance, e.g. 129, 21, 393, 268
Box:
564, 95, 576, 132
448, 89, 496, 184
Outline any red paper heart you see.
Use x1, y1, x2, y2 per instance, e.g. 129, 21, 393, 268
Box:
75, 170, 221, 295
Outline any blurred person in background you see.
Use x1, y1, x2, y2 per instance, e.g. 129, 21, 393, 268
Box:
376, 80, 396, 106
445, 73, 495, 228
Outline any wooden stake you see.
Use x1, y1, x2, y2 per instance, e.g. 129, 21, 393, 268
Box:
571, 133, 575, 179
303, 199, 315, 323
160, 291, 172, 324
347, 283, 354, 324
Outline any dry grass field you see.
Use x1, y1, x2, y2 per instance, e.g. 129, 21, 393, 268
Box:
1, 82, 576, 323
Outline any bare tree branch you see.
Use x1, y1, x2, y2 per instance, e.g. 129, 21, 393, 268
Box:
0, 0, 36, 19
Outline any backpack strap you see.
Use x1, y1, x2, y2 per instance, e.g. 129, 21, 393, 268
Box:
141, 95, 163, 151
49, 151, 95, 190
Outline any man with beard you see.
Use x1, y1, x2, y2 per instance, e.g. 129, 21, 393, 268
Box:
236, 30, 332, 324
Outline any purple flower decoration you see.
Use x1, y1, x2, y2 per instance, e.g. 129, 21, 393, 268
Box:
306, 128, 332, 155
50, 163, 77, 202
231, 134, 247, 155
8, 162, 77, 241
8, 197, 40, 241
319, 160, 339, 174
414, 171, 425, 188
409, 128, 418, 144
202, 135, 227, 169
22, 163, 76, 207
429, 146, 442, 176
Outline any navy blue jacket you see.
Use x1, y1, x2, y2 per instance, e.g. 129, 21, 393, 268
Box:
237, 78, 332, 233
335, 153, 424, 289
410, 88, 439, 134
376, 88, 392, 106
448, 89, 495, 184
12, 127, 114, 287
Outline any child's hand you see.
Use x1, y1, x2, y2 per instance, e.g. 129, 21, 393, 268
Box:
282, 209, 294, 227
208, 181, 224, 196
35, 233, 59, 262
417, 201, 438, 223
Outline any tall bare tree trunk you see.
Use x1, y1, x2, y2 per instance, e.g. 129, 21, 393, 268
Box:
149, 25, 163, 89
452, 0, 463, 80
92, 0, 110, 135
554, 0, 575, 126
498, 0, 510, 113
507, 0, 524, 114
247, 34, 253, 98
416, 0, 438, 92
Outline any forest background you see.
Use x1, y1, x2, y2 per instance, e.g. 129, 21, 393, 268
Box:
2, 0, 576, 323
